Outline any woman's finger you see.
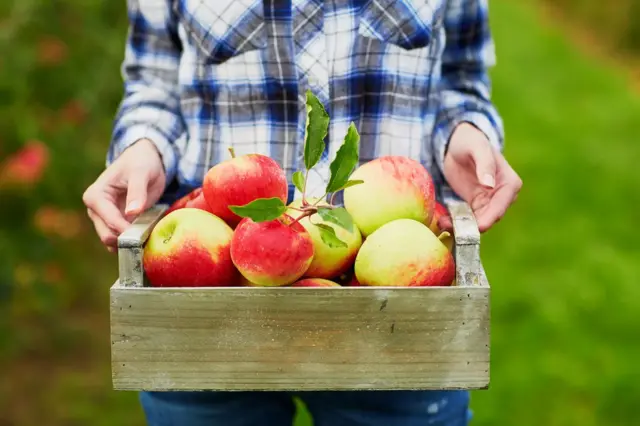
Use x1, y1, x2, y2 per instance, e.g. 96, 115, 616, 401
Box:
83, 185, 130, 234
87, 208, 118, 249
474, 160, 522, 232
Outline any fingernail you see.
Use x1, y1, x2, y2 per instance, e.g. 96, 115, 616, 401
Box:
480, 174, 495, 188
126, 200, 140, 213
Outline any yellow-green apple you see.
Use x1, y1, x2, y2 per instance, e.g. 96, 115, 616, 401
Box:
203, 153, 288, 227
354, 218, 455, 287
230, 214, 314, 286
428, 201, 454, 252
164, 187, 210, 216
143, 208, 239, 287
290, 278, 341, 287
286, 198, 362, 279
343, 156, 436, 237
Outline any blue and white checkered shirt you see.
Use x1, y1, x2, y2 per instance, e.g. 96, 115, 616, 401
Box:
108, 0, 504, 202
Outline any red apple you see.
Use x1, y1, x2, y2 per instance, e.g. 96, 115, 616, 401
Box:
186, 192, 210, 210
230, 214, 314, 287
203, 153, 288, 227
0, 140, 49, 186
290, 278, 341, 287
143, 208, 240, 287
428, 201, 453, 252
348, 275, 362, 286
164, 188, 210, 216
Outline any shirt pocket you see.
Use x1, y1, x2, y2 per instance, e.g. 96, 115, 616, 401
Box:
174, 0, 267, 65
357, 0, 445, 50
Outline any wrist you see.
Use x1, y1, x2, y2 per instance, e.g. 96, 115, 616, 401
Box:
109, 126, 178, 186
120, 138, 166, 173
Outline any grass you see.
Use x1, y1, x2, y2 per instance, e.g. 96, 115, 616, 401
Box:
3, 0, 640, 425
469, 1, 640, 425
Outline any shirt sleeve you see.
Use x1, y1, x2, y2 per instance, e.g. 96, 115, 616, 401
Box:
107, 0, 185, 186
432, 0, 505, 175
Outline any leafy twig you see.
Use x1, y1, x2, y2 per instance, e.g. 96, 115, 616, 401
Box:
228, 90, 364, 248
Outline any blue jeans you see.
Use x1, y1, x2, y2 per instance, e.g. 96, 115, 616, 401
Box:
139, 390, 471, 425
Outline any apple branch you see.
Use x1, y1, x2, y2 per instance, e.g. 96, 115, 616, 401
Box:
302, 170, 309, 206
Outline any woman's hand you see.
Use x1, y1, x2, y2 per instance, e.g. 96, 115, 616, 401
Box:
82, 139, 166, 250
441, 122, 522, 232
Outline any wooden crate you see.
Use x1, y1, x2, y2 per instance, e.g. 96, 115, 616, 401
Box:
110, 201, 490, 391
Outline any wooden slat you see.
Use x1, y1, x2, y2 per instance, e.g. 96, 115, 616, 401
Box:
117, 204, 168, 288
111, 284, 490, 391
445, 201, 485, 287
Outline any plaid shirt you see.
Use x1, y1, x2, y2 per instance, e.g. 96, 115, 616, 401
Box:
108, 0, 504, 202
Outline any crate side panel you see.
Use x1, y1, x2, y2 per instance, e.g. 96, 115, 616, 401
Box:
111, 287, 489, 391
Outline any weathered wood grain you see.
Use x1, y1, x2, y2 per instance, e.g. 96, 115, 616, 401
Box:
445, 201, 485, 287
117, 204, 167, 287
111, 284, 490, 391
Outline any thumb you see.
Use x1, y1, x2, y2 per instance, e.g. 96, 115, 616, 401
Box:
470, 141, 497, 189
125, 173, 149, 216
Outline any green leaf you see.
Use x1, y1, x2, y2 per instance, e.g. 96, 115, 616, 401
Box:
304, 90, 330, 170
292, 171, 305, 193
326, 122, 360, 193
332, 179, 364, 192
228, 197, 286, 222
314, 223, 348, 248
316, 207, 354, 232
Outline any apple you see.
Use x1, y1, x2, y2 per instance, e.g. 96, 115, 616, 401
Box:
428, 201, 454, 252
230, 214, 314, 287
238, 274, 256, 287
290, 278, 341, 287
203, 153, 288, 227
143, 208, 239, 287
348, 275, 362, 286
343, 156, 436, 237
354, 218, 455, 287
0, 140, 49, 186
164, 188, 210, 216
285, 198, 362, 279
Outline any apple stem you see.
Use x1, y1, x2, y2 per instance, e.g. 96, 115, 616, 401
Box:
289, 208, 315, 227
301, 170, 309, 205
312, 193, 329, 207
228, 147, 236, 158
438, 231, 451, 242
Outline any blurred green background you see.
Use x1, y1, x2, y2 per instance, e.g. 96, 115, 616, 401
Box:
1, 0, 639, 425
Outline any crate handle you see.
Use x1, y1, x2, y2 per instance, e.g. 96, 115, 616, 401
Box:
117, 204, 168, 287
445, 200, 486, 287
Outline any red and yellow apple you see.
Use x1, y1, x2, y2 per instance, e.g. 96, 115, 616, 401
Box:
230, 214, 314, 286
428, 201, 454, 252
286, 198, 362, 279
203, 153, 288, 227
164, 187, 210, 216
143, 208, 239, 287
343, 156, 436, 237
354, 218, 455, 287
290, 278, 341, 287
